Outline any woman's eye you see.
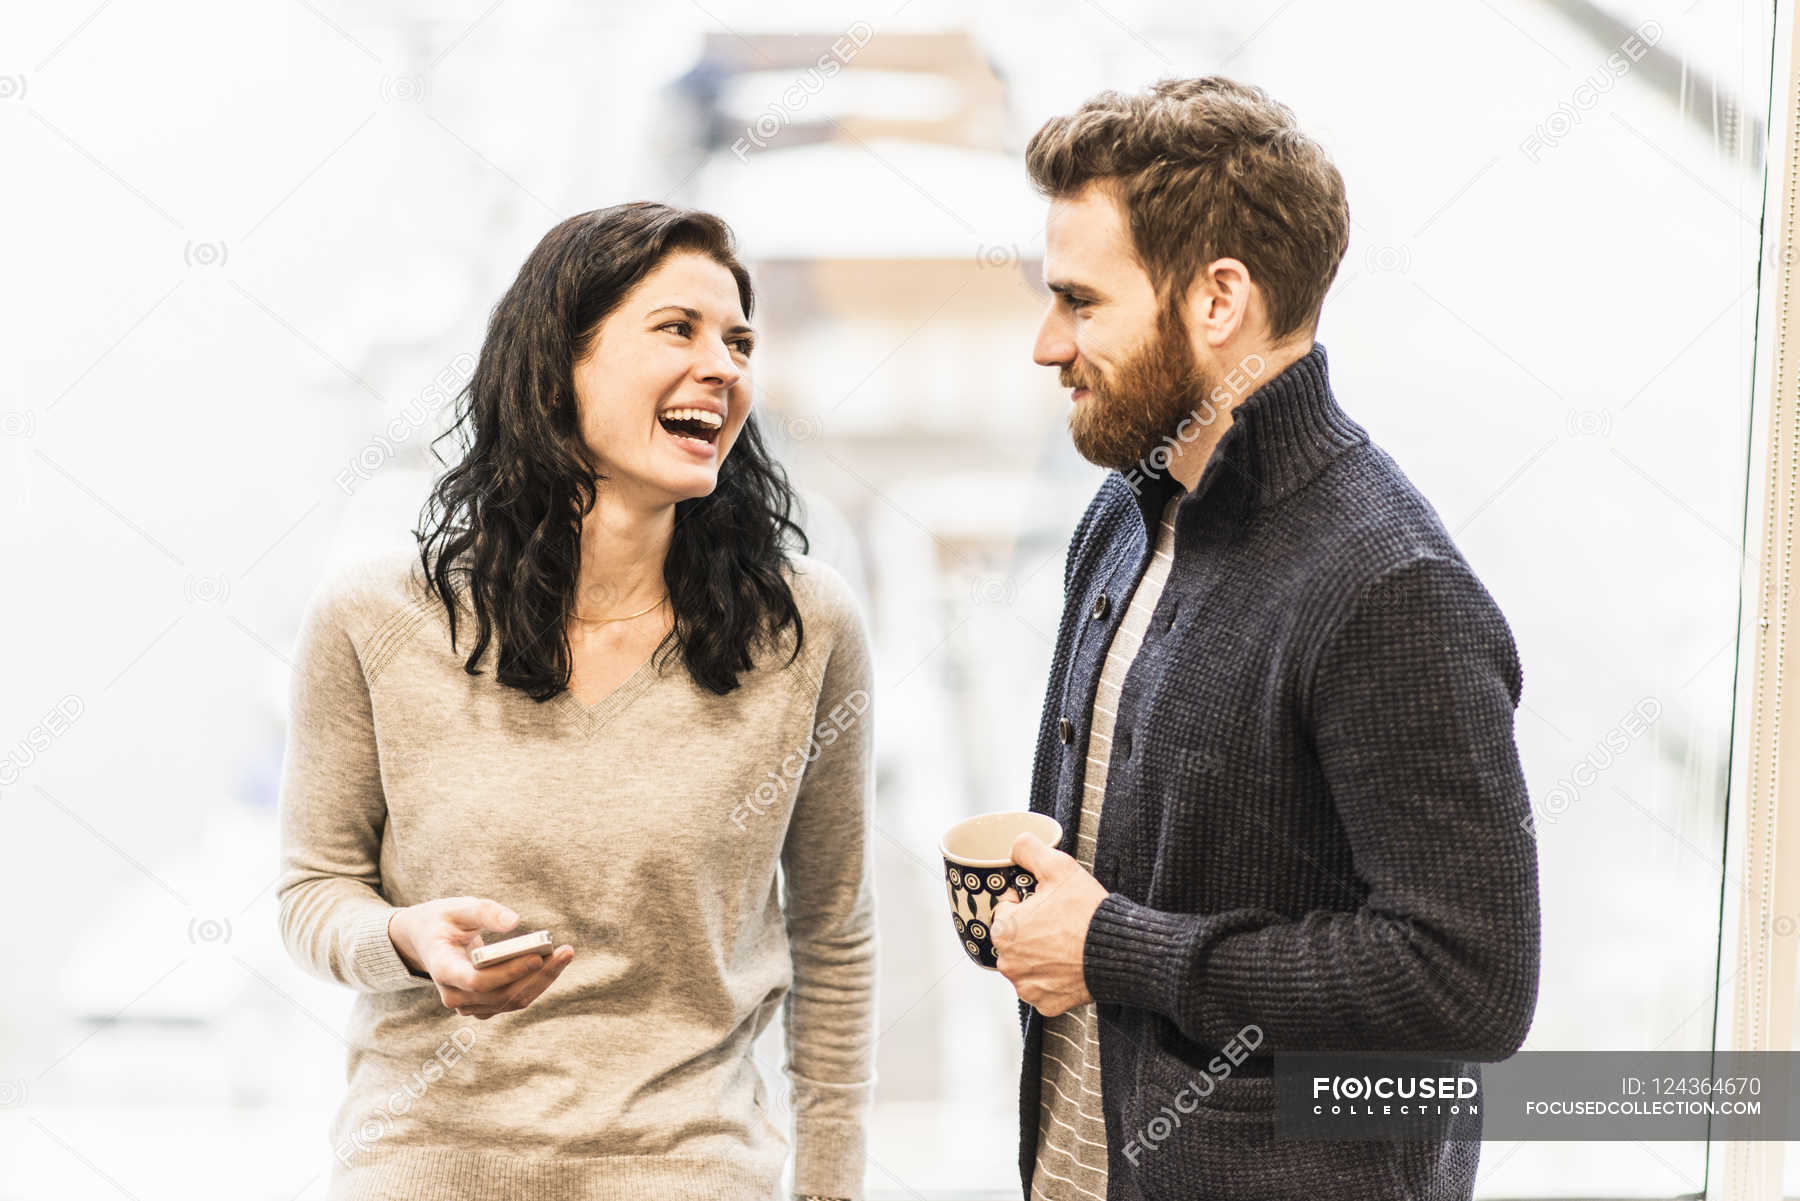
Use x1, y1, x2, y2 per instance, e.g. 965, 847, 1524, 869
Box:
731, 338, 755, 356
660, 320, 692, 337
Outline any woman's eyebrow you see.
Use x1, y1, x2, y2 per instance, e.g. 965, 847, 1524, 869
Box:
644, 304, 754, 336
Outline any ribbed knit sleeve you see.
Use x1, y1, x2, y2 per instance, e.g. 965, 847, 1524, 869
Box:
779, 570, 878, 1200
1082, 553, 1540, 1061
275, 572, 434, 995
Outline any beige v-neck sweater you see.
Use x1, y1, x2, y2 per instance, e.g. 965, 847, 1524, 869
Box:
276, 546, 876, 1201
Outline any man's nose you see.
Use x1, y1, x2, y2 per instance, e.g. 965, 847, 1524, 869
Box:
1033, 317, 1074, 368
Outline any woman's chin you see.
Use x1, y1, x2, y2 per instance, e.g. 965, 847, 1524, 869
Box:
602, 440, 729, 506
660, 466, 722, 504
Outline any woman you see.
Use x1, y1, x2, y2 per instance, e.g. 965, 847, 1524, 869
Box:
276, 202, 874, 1201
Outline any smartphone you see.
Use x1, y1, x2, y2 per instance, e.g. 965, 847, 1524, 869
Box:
469, 929, 553, 968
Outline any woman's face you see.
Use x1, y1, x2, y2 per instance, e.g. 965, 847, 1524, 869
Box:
571, 251, 755, 507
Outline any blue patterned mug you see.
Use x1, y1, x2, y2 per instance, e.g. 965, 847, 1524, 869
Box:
940, 811, 1064, 970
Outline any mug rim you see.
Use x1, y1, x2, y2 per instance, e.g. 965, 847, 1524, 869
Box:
939, 810, 1063, 868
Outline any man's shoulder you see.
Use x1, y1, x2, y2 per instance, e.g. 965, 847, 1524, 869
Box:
1061, 472, 1146, 582
1086, 470, 1145, 525
1295, 442, 1520, 683
1297, 438, 1478, 587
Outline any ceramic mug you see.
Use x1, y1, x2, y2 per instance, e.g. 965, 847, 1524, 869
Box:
940, 810, 1063, 970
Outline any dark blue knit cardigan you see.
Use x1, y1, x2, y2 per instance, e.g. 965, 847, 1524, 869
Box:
1018, 342, 1540, 1201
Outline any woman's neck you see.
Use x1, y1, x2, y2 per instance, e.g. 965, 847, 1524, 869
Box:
573, 492, 675, 617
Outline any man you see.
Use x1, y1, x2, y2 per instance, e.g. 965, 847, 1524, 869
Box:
989, 76, 1540, 1201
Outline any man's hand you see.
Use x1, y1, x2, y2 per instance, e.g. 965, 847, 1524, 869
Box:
990, 832, 1109, 1016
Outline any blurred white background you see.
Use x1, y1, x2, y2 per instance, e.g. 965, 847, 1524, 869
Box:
0, 0, 1781, 1196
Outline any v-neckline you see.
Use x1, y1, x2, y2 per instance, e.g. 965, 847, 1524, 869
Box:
553, 631, 676, 738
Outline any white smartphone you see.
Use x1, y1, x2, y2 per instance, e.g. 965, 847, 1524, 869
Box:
469, 929, 553, 968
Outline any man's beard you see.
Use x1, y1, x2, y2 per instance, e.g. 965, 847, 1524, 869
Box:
1063, 306, 1212, 473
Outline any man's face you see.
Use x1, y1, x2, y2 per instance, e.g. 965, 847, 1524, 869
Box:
1033, 183, 1211, 471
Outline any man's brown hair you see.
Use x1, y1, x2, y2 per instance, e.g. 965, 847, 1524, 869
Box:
1026, 76, 1349, 343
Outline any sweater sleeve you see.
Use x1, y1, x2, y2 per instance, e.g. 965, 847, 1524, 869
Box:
1081, 554, 1540, 1061
778, 583, 878, 1201
275, 574, 434, 995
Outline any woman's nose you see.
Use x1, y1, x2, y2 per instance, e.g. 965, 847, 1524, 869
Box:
696, 344, 742, 387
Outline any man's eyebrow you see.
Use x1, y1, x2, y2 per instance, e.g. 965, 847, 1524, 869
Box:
644, 304, 755, 336
1045, 279, 1102, 301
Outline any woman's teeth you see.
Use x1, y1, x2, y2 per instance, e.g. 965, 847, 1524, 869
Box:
659, 408, 723, 444
662, 407, 723, 429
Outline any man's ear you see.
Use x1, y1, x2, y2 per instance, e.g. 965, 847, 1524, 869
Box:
1182, 258, 1254, 349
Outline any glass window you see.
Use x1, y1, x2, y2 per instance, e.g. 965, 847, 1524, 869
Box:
0, 2, 1782, 1197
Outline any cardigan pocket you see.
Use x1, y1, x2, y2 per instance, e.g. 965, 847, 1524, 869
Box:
1122, 1039, 1402, 1201
1118, 1063, 1270, 1201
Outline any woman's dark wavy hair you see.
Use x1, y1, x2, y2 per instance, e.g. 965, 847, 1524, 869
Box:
413, 201, 807, 700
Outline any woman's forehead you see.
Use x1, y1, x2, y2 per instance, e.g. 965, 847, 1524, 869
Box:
631, 252, 747, 323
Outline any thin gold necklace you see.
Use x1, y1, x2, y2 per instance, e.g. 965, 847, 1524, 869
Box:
571, 593, 667, 624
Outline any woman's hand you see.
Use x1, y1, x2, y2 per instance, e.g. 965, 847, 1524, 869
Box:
387, 897, 575, 1020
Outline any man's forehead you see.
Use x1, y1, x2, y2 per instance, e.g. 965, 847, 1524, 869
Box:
1051, 188, 1130, 262
1044, 186, 1137, 285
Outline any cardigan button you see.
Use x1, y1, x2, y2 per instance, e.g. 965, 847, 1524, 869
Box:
1058, 717, 1074, 745
1091, 595, 1111, 620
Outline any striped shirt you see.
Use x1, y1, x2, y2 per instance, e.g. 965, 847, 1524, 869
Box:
1031, 490, 1182, 1201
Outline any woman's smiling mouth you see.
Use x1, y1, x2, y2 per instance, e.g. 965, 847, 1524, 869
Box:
658, 407, 723, 447
658, 406, 724, 458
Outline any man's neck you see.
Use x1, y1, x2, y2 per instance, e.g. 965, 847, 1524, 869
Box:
1164, 336, 1314, 493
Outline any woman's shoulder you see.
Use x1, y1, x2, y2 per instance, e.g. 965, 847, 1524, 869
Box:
303, 542, 438, 646
781, 552, 867, 638
774, 552, 872, 692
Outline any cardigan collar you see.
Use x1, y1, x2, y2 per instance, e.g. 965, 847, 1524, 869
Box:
1126, 341, 1366, 539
